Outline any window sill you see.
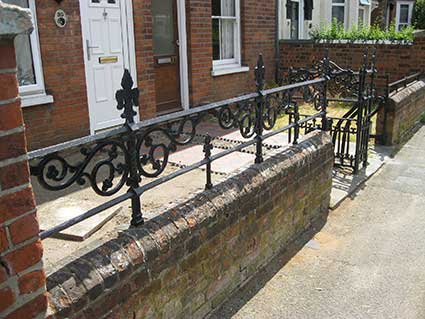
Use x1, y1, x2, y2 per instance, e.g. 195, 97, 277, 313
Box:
211, 65, 250, 77
21, 93, 54, 108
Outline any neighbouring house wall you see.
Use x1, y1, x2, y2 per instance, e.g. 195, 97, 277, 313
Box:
0, 3, 47, 318
22, 0, 277, 151
23, 0, 90, 151
279, 0, 372, 40
381, 79, 425, 145
187, 0, 277, 106
46, 131, 333, 319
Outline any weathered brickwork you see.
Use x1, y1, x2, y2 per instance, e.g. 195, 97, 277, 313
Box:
22, 0, 276, 150
279, 34, 425, 94
46, 131, 333, 319
187, 0, 277, 105
0, 3, 47, 318
380, 80, 425, 145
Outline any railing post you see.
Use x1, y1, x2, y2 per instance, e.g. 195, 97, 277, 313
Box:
255, 54, 265, 164
203, 134, 213, 190
322, 49, 331, 132
116, 70, 144, 226
354, 50, 368, 174
293, 99, 300, 145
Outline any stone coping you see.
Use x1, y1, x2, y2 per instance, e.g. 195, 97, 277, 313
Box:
0, 1, 33, 38
280, 39, 413, 45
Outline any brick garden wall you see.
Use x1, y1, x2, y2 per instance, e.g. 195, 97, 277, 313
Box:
46, 131, 333, 319
382, 79, 425, 145
279, 35, 425, 94
0, 3, 47, 318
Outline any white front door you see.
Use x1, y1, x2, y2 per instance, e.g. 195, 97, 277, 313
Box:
80, 0, 137, 133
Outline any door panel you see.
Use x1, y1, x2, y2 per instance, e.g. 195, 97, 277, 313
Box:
84, 0, 128, 131
152, 0, 182, 114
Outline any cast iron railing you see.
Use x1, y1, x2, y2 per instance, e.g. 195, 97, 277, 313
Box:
286, 49, 383, 173
387, 71, 423, 95
29, 54, 332, 239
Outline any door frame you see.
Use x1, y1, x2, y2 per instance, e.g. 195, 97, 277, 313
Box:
79, 0, 138, 135
176, 0, 190, 110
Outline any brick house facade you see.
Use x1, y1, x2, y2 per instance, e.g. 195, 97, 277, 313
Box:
7, 0, 277, 150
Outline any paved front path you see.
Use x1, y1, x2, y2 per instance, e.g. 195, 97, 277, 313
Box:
213, 126, 425, 319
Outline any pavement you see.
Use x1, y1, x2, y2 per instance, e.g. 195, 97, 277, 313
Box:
211, 125, 425, 319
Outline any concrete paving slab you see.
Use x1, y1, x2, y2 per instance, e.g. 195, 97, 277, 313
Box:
330, 144, 393, 209
168, 144, 256, 174
39, 198, 121, 241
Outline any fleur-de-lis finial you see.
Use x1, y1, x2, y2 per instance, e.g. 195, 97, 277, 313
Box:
371, 47, 377, 71
362, 48, 369, 70
116, 69, 139, 125
255, 54, 265, 92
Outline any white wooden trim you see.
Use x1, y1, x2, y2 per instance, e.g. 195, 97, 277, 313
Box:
79, 0, 138, 134
212, 0, 242, 71
177, 0, 190, 110
21, 94, 54, 108
331, 0, 347, 28
298, 0, 304, 40
395, 1, 414, 31
211, 65, 249, 76
19, 0, 47, 97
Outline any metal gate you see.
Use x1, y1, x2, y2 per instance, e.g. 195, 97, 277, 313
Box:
286, 49, 384, 173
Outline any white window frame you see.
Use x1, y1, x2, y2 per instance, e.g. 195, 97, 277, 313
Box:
211, 0, 248, 76
285, 0, 305, 40
331, 0, 346, 28
358, 6, 366, 25
396, 1, 414, 31
14, 0, 52, 106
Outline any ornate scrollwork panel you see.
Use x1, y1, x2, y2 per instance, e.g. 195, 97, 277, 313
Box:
31, 141, 130, 196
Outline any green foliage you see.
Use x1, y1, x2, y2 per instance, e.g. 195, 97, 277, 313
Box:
310, 19, 414, 42
413, 0, 425, 30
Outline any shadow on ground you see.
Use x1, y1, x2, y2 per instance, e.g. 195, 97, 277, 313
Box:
210, 215, 328, 319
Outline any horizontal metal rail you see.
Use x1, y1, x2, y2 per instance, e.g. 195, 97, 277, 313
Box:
34, 52, 379, 240
388, 72, 423, 94
39, 111, 324, 239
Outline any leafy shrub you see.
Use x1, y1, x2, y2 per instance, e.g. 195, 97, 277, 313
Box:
413, 0, 425, 30
310, 19, 414, 43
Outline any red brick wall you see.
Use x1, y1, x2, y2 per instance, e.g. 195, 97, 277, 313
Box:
132, 0, 157, 120
22, 0, 157, 150
24, 0, 89, 151
187, 0, 277, 105
23, 0, 277, 150
0, 33, 47, 319
279, 37, 425, 92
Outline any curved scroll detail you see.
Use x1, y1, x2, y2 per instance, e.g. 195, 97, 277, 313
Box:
136, 114, 205, 178
263, 91, 292, 130
32, 141, 130, 196
289, 58, 359, 99
217, 101, 257, 138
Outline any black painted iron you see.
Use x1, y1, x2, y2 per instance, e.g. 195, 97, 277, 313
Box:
30, 54, 331, 240
287, 48, 384, 173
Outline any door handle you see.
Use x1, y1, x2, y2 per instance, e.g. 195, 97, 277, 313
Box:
86, 40, 99, 61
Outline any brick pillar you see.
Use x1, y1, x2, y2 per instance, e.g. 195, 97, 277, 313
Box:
0, 2, 47, 318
